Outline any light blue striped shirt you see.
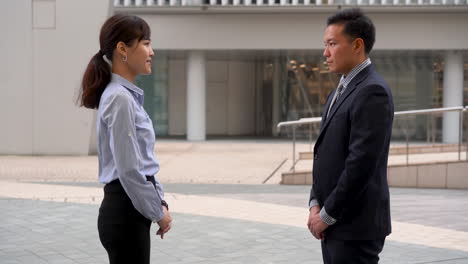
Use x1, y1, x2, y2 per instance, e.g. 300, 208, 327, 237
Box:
97, 73, 165, 222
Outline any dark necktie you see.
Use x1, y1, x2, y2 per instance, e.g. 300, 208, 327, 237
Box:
326, 84, 344, 119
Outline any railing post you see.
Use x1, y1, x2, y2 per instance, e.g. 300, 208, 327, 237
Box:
459, 109, 463, 161
462, 107, 467, 161
426, 114, 430, 143
465, 108, 468, 161
309, 123, 313, 152
406, 118, 409, 165
431, 114, 435, 143
293, 126, 296, 173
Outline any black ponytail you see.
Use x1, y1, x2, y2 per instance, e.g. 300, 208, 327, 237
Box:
79, 51, 111, 109
78, 14, 151, 109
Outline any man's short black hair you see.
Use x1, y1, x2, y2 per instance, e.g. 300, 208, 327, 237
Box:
327, 8, 375, 54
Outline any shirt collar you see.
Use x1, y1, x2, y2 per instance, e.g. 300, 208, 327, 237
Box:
340, 58, 372, 89
111, 73, 144, 104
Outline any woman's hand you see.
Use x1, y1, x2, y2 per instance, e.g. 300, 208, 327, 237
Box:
156, 206, 172, 239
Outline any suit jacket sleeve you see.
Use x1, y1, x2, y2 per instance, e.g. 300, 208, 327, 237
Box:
323, 84, 392, 220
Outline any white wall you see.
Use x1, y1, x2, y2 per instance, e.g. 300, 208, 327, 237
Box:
168, 59, 256, 136
207, 61, 229, 135
141, 13, 468, 50
0, 0, 110, 155
33, 0, 110, 155
226, 61, 256, 135
0, 0, 34, 154
168, 60, 187, 135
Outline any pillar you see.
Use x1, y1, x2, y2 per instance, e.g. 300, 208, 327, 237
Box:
443, 51, 464, 143
187, 51, 206, 141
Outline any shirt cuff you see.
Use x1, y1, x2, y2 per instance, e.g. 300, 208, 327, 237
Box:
309, 199, 319, 209
319, 207, 337, 226
152, 206, 165, 223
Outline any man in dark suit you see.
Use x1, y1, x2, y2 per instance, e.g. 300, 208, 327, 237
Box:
306, 8, 394, 264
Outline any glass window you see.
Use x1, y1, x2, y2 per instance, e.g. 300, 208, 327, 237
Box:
136, 51, 169, 136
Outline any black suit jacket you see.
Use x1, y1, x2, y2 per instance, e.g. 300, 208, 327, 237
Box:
310, 64, 394, 240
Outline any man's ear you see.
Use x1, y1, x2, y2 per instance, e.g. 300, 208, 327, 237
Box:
354, 38, 365, 54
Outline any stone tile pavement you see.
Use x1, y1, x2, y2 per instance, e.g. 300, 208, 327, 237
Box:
1, 139, 468, 263
1, 180, 468, 263
0, 139, 311, 185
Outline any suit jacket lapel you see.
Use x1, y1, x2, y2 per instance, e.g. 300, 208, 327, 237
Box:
315, 65, 374, 147
320, 90, 336, 127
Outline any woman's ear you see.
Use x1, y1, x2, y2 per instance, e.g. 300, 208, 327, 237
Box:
116, 41, 127, 59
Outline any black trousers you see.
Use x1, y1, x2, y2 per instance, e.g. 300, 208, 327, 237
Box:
98, 176, 156, 264
321, 238, 386, 264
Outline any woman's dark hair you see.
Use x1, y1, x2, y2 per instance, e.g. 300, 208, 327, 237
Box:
327, 8, 375, 55
78, 14, 151, 109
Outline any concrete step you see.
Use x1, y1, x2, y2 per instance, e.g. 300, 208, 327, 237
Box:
281, 157, 468, 189
299, 143, 467, 160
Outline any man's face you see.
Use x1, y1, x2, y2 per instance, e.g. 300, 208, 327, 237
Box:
323, 24, 357, 75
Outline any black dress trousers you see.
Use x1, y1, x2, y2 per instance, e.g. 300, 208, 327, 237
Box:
321, 238, 386, 264
98, 177, 157, 264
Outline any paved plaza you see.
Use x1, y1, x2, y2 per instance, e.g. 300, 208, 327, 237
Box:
1, 140, 468, 264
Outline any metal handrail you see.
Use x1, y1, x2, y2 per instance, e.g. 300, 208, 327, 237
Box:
277, 117, 322, 129
394, 106, 464, 116
277, 106, 468, 173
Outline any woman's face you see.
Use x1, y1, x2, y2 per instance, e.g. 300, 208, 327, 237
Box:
126, 39, 155, 76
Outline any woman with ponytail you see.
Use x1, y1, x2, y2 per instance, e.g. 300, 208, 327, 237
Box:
78, 14, 172, 264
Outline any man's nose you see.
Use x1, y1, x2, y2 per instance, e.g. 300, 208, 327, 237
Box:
323, 47, 329, 57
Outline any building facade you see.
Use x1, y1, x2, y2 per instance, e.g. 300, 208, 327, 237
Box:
1, 0, 467, 154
